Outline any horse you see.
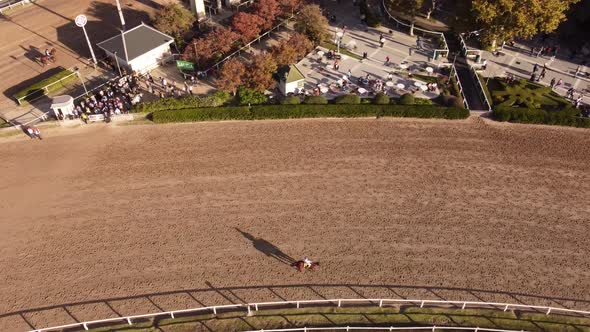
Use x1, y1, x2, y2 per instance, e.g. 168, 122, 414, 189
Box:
37, 48, 56, 67
291, 260, 320, 272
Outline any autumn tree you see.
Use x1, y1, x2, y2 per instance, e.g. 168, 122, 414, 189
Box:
182, 28, 239, 68
247, 53, 278, 92
232, 12, 264, 43
255, 0, 280, 29
472, 0, 580, 48
152, 3, 196, 42
279, 0, 302, 15
271, 39, 298, 65
384, 0, 424, 35
288, 33, 313, 60
294, 4, 329, 45
217, 58, 247, 95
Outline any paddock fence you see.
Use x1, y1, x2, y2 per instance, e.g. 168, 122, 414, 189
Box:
0, 0, 34, 13
243, 327, 529, 332
29, 298, 590, 332
381, 0, 449, 61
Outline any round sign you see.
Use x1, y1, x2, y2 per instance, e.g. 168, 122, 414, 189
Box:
75, 15, 87, 27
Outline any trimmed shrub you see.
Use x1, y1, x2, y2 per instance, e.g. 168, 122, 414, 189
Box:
399, 93, 415, 105
334, 94, 361, 104
361, 98, 372, 104
303, 96, 328, 104
280, 96, 301, 105
492, 106, 590, 128
151, 104, 469, 123
153, 106, 251, 123
237, 87, 267, 105
133, 91, 231, 113
414, 98, 433, 105
373, 92, 390, 105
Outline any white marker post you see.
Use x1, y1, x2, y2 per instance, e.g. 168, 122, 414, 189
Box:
115, 0, 126, 29
75, 15, 97, 65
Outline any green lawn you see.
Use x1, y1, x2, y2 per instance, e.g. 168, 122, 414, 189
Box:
486, 78, 571, 111
319, 41, 363, 60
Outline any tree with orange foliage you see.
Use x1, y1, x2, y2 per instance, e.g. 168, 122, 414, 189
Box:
246, 53, 278, 92
278, 0, 302, 15
254, 0, 280, 29
182, 27, 239, 68
217, 58, 247, 95
231, 12, 264, 43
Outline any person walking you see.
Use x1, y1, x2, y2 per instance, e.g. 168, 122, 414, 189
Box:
556, 78, 563, 88
539, 67, 546, 81
576, 95, 583, 108
385, 56, 390, 65
575, 66, 581, 78
550, 77, 556, 89
482, 59, 487, 70
533, 63, 539, 73
347, 69, 352, 79
567, 87, 575, 99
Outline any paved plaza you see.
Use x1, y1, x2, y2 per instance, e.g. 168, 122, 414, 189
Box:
466, 38, 590, 106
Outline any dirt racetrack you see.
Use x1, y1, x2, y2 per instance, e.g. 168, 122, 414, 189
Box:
1, 118, 590, 331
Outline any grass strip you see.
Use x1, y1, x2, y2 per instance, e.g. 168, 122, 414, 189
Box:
319, 41, 363, 60
13, 69, 76, 102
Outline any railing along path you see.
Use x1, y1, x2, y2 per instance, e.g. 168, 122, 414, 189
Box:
30, 298, 590, 332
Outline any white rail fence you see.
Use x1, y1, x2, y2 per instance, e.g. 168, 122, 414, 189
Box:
243, 327, 527, 332
30, 298, 590, 332
381, 0, 449, 61
470, 66, 492, 112
0, 0, 33, 13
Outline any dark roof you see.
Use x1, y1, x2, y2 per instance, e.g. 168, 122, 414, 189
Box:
96, 23, 173, 62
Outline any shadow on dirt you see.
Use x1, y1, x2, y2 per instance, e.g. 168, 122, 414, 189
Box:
236, 228, 295, 265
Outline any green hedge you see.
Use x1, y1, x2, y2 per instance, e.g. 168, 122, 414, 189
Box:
152, 106, 251, 122
280, 96, 301, 105
334, 94, 361, 104
133, 91, 231, 113
493, 107, 590, 128
14, 69, 76, 102
303, 96, 328, 104
152, 104, 469, 123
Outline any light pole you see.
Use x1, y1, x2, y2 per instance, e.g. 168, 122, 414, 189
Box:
336, 31, 343, 54
75, 69, 88, 95
115, 0, 126, 29
75, 15, 97, 65
113, 52, 122, 77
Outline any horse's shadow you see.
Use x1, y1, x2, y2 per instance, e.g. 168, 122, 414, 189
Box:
19, 45, 44, 64
236, 228, 295, 266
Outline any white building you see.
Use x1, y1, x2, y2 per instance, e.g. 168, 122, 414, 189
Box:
97, 23, 174, 74
278, 65, 305, 96
50, 95, 74, 119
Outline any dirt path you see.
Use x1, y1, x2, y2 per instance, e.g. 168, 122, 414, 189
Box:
0, 118, 589, 331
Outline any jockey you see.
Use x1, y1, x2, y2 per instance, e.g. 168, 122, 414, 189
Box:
44, 49, 50, 57
303, 256, 313, 269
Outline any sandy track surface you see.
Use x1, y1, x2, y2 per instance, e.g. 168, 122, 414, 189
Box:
1, 118, 589, 331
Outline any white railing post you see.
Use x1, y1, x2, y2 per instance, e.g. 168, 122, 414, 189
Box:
420, 301, 425, 308
379, 300, 383, 307
170, 312, 175, 319
338, 300, 342, 307
127, 317, 133, 325
247, 305, 251, 315
504, 305, 509, 312
255, 303, 259, 311
83, 323, 89, 330
296, 301, 300, 309
546, 308, 551, 315
462, 302, 467, 310
432, 325, 436, 331
212, 307, 217, 315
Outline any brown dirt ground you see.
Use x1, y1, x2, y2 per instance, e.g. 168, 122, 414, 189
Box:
1, 118, 590, 331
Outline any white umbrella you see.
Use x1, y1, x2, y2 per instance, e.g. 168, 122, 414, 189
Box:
396, 83, 405, 89
420, 85, 428, 91
320, 87, 329, 93
317, 51, 325, 56
414, 81, 423, 87
357, 87, 367, 94
399, 64, 408, 69
337, 79, 344, 85
342, 75, 349, 80
385, 81, 394, 87
426, 67, 434, 74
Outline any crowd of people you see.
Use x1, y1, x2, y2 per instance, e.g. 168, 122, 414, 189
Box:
71, 73, 143, 123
